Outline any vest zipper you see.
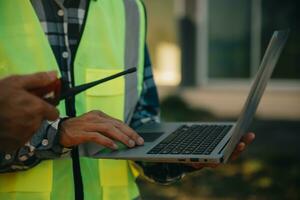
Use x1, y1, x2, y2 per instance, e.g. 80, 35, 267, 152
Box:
66, 1, 91, 200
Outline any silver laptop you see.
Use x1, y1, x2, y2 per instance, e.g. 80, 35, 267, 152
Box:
79, 30, 289, 164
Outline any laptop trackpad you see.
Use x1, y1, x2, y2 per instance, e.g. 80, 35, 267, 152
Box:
137, 131, 164, 142
136, 122, 181, 142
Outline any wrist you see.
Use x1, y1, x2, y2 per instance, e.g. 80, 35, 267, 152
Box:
57, 117, 71, 148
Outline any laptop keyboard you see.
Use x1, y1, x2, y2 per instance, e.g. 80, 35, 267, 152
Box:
147, 124, 232, 155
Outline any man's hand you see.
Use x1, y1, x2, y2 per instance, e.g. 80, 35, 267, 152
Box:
59, 110, 144, 149
0, 72, 60, 152
188, 132, 255, 169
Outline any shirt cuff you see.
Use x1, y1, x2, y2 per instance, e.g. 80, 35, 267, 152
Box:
34, 118, 71, 158
0, 118, 72, 173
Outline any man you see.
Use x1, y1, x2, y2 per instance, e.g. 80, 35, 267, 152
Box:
0, 1, 254, 200
0, 72, 59, 151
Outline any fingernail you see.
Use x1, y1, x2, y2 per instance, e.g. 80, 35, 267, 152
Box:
112, 143, 118, 150
128, 140, 135, 147
137, 137, 144, 145
47, 71, 57, 81
239, 143, 245, 151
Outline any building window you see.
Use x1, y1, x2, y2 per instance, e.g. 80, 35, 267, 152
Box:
208, 0, 251, 79
197, 0, 300, 84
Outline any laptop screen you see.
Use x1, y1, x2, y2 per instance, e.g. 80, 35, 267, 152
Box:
223, 30, 289, 162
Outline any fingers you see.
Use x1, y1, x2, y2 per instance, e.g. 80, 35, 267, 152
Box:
11, 71, 60, 120
186, 163, 204, 169
87, 123, 137, 148
83, 132, 118, 150
60, 110, 145, 149
241, 132, 255, 145
186, 163, 219, 169
237, 142, 246, 151
91, 111, 144, 145
24, 92, 59, 121
17, 71, 58, 89
39, 100, 59, 121
107, 119, 144, 145
230, 132, 255, 161
59, 119, 118, 149
231, 143, 245, 161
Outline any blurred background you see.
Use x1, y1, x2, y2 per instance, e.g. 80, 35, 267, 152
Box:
137, 0, 300, 199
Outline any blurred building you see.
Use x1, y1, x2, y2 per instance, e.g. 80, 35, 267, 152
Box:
143, 0, 300, 120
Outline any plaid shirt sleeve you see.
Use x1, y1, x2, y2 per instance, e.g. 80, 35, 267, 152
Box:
130, 46, 195, 184
0, 119, 70, 173
129, 47, 160, 128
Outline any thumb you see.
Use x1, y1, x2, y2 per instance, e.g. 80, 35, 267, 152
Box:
18, 71, 58, 90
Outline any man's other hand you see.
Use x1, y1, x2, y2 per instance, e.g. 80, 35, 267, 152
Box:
187, 132, 255, 169
0, 72, 59, 152
59, 110, 145, 149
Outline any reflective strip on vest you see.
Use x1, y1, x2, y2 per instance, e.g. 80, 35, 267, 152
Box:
124, 0, 145, 181
0, 0, 146, 200
124, 0, 141, 124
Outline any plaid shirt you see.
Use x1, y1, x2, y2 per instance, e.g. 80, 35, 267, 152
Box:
0, 0, 191, 184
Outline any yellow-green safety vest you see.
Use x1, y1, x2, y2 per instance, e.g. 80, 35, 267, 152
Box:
0, 0, 146, 199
